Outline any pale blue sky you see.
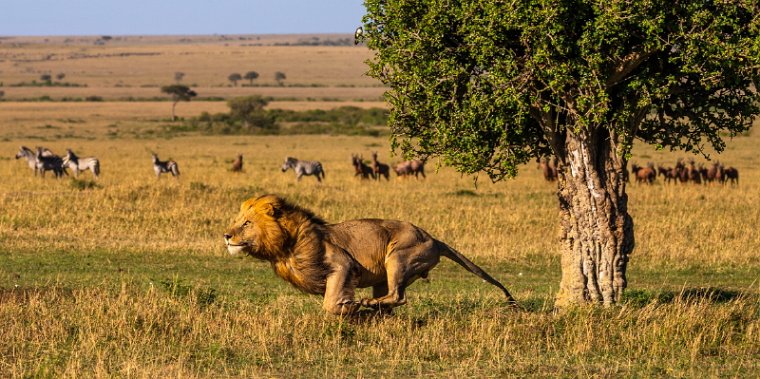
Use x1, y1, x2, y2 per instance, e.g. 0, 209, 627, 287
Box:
0, 1, 367, 36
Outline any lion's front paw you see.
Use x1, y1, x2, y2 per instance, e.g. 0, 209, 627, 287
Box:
335, 300, 360, 315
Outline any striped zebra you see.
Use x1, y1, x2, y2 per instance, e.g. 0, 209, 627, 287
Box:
281, 157, 325, 182
63, 148, 100, 179
34, 147, 67, 178
152, 153, 180, 178
15, 146, 63, 176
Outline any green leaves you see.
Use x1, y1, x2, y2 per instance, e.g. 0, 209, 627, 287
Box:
160, 84, 197, 102
363, 0, 760, 180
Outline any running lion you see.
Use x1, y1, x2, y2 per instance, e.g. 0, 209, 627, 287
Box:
223, 194, 518, 315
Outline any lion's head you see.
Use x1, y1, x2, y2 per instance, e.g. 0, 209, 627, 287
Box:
223, 195, 289, 259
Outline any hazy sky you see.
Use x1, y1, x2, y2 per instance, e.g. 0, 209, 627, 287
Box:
0, 1, 367, 36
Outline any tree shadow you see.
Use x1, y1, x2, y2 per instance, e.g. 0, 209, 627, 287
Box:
623, 287, 749, 307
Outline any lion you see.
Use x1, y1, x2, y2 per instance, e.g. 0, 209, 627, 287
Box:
223, 194, 518, 315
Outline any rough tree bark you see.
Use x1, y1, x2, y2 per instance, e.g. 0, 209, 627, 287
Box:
554, 127, 634, 306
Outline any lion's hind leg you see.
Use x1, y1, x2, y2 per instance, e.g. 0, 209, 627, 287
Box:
360, 264, 407, 309
360, 252, 436, 309
364, 283, 395, 313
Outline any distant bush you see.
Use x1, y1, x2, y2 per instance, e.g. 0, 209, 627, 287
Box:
270, 106, 388, 126
10, 81, 86, 88
181, 105, 388, 137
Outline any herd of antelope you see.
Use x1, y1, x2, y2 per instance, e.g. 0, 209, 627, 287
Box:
633, 159, 739, 185
351, 151, 425, 181
537, 157, 739, 186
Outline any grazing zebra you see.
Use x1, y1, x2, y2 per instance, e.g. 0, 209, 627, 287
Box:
281, 157, 325, 182
231, 154, 243, 172
152, 153, 180, 178
35, 147, 67, 178
15, 146, 62, 176
63, 148, 100, 179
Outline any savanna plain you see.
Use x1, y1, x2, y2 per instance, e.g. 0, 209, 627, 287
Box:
0, 35, 758, 378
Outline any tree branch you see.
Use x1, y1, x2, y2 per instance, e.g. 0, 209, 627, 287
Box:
606, 50, 657, 89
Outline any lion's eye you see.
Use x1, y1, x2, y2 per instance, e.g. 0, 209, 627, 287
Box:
242, 221, 251, 228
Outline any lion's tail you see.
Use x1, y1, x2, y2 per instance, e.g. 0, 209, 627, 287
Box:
438, 241, 518, 306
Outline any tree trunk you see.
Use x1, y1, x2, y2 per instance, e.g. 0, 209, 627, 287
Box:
554, 127, 634, 307
171, 101, 177, 121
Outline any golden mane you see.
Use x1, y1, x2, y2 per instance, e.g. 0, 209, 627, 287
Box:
234, 195, 329, 294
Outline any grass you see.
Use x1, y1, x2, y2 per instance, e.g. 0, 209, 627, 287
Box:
1, 129, 758, 377
0, 35, 758, 378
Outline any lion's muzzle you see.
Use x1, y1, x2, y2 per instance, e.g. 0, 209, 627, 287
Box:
224, 234, 250, 256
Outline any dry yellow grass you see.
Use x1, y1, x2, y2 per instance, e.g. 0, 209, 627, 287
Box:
0, 35, 758, 378
0, 34, 382, 100
1, 120, 758, 378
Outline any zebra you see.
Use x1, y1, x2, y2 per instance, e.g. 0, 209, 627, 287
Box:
281, 157, 325, 182
15, 146, 62, 176
63, 148, 100, 179
34, 147, 67, 178
152, 153, 180, 178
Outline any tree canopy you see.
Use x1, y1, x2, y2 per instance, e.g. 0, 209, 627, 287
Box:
244, 71, 260, 85
363, 0, 760, 182
161, 84, 197, 120
228, 73, 242, 86
161, 84, 197, 102
363, 0, 760, 305
274, 71, 287, 86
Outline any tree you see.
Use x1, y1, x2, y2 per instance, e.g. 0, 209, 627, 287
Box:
228, 73, 242, 87
363, 0, 760, 306
274, 71, 287, 86
244, 71, 259, 85
39, 74, 52, 84
227, 95, 275, 130
160, 84, 197, 121
174, 72, 185, 83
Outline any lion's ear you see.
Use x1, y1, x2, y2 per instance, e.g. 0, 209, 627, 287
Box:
266, 203, 282, 218
241, 198, 257, 212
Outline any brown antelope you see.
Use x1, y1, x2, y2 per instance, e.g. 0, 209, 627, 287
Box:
705, 162, 724, 184
724, 166, 739, 185
352, 154, 375, 180
657, 165, 676, 184
538, 157, 557, 182
371, 151, 390, 181
231, 154, 243, 172
393, 159, 426, 179
631, 163, 656, 184
686, 159, 701, 184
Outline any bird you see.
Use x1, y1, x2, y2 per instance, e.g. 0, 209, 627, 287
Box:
354, 26, 364, 45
